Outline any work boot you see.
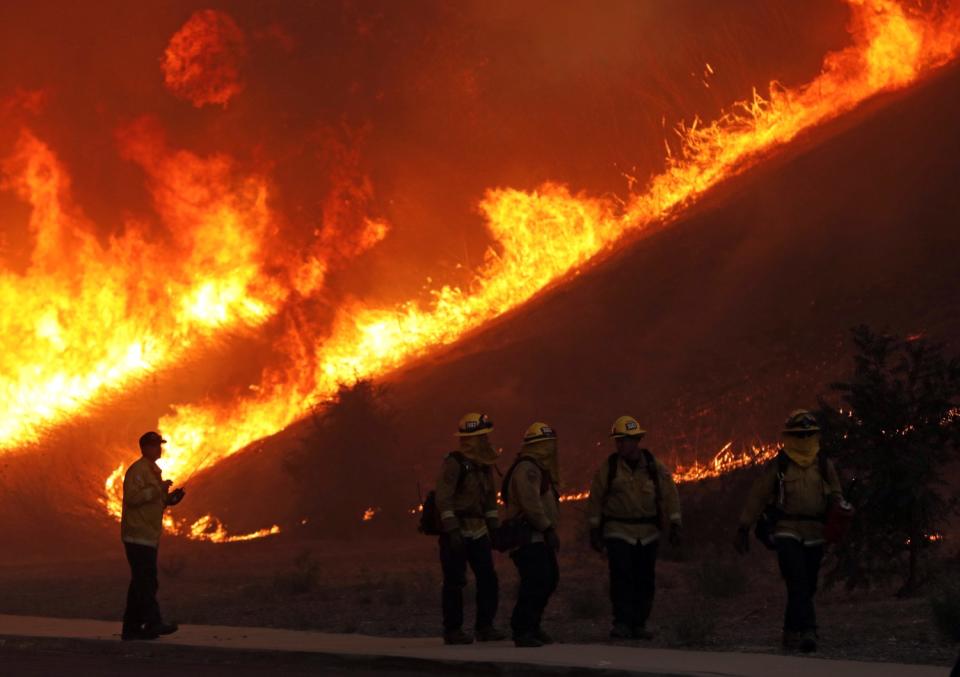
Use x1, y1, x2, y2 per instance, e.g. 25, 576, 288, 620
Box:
121, 627, 159, 641
533, 628, 555, 645
475, 626, 507, 642
798, 630, 818, 653
145, 622, 179, 636
633, 625, 656, 640
443, 629, 474, 645
513, 633, 545, 648
782, 630, 800, 651
609, 622, 634, 639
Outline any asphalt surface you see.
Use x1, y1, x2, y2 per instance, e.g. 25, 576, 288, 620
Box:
1, 644, 456, 677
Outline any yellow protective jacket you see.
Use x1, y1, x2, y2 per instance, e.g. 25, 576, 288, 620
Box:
435, 452, 499, 539
587, 452, 682, 546
738, 453, 842, 545
503, 457, 560, 543
120, 457, 167, 547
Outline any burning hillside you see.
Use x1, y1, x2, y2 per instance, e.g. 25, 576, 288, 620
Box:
1, 1, 959, 544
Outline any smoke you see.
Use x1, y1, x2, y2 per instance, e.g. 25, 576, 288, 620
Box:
162, 9, 247, 108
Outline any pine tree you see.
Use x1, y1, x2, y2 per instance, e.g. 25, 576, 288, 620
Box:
818, 325, 960, 595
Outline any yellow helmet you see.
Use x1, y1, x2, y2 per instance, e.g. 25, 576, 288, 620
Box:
782, 409, 820, 435
523, 421, 557, 445
610, 415, 646, 438
456, 412, 494, 437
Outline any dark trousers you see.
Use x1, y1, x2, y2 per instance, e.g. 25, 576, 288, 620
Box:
510, 543, 559, 638
606, 538, 658, 628
122, 542, 162, 634
775, 538, 824, 633
439, 534, 499, 632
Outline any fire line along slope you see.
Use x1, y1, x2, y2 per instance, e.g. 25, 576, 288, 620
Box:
181, 62, 960, 534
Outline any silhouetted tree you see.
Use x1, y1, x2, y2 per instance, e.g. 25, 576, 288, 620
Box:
818, 326, 960, 595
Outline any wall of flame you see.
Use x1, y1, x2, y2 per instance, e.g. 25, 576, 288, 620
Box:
1, 1, 958, 542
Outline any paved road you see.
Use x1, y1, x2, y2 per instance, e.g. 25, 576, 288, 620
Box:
0, 614, 951, 676
2, 647, 441, 677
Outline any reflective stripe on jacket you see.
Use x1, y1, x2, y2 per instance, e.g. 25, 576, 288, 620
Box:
587, 453, 682, 546
434, 454, 498, 539
739, 455, 842, 545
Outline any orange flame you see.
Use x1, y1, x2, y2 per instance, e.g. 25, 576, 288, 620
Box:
101, 462, 280, 542
557, 441, 780, 503
0, 128, 286, 452
143, 0, 960, 490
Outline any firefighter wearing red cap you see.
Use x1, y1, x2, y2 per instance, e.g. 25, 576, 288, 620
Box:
734, 409, 844, 653
120, 431, 185, 641
433, 413, 506, 645
587, 416, 682, 640
500, 422, 561, 647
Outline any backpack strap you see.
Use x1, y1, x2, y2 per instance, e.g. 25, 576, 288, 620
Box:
500, 457, 522, 506
501, 457, 556, 506
600, 452, 619, 508
771, 450, 830, 521
774, 449, 790, 507
447, 451, 472, 493
642, 449, 664, 525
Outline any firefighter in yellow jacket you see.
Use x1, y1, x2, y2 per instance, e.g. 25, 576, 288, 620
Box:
434, 413, 506, 645
734, 410, 843, 653
587, 416, 682, 639
120, 431, 185, 641
501, 422, 561, 648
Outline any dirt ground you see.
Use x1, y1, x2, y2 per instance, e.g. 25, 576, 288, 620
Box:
0, 507, 956, 670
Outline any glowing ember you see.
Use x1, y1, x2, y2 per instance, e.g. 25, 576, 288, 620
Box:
362, 507, 379, 522
144, 0, 960, 491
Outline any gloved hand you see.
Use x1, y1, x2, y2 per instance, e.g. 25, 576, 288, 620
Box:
162, 479, 174, 491
590, 527, 605, 553
166, 487, 186, 506
544, 527, 560, 553
447, 529, 465, 555
669, 523, 682, 547
733, 526, 750, 555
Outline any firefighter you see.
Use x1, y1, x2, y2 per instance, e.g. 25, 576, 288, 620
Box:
734, 409, 843, 653
587, 416, 682, 640
120, 431, 185, 641
434, 413, 506, 645
501, 422, 561, 648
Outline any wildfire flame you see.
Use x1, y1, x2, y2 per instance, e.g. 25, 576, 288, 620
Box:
101, 463, 280, 542
1, 2, 958, 542
556, 441, 780, 504
146, 0, 960, 495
